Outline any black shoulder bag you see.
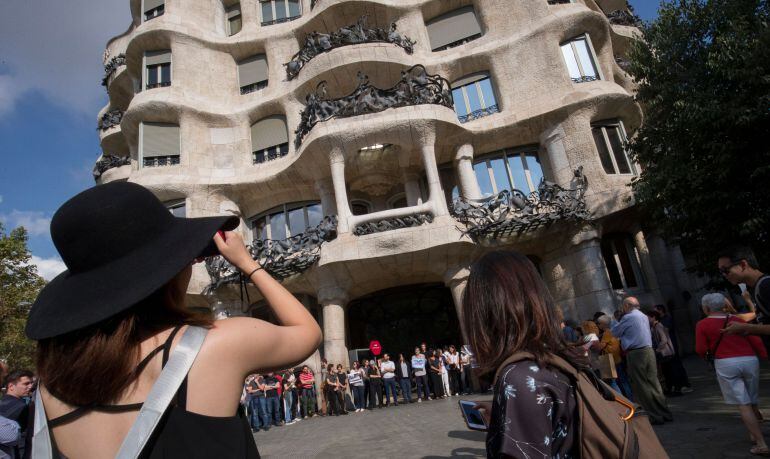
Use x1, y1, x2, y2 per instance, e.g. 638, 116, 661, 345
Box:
704, 315, 730, 370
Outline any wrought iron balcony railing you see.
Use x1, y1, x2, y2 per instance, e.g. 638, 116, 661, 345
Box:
606, 10, 641, 27
547, 0, 573, 4
146, 81, 171, 90
204, 216, 338, 291
253, 143, 289, 164
240, 80, 268, 95
615, 56, 631, 73
285, 15, 415, 80
93, 155, 130, 180
571, 75, 599, 83
433, 34, 482, 52
458, 104, 499, 124
97, 109, 123, 131
143, 155, 180, 167
261, 15, 301, 27
295, 65, 453, 148
451, 168, 590, 241
353, 213, 433, 236
101, 53, 126, 88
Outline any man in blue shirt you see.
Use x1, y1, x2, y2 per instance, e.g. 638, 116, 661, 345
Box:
611, 297, 673, 425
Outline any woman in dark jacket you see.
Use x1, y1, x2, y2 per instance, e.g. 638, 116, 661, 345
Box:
428, 350, 445, 399
395, 354, 413, 403
367, 361, 383, 409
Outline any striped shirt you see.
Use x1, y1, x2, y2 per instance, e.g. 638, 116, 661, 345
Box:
299, 372, 315, 389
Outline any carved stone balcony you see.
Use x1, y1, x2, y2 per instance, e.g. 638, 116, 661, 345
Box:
354, 213, 433, 236
204, 216, 338, 291
93, 155, 131, 181
285, 16, 415, 80
295, 65, 453, 148
606, 10, 641, 27
451, 168, 590, 241
102, 53, 126, 89
97, 109, 124, 131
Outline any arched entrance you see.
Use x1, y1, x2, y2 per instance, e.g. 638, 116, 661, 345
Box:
347, 283, 462, 358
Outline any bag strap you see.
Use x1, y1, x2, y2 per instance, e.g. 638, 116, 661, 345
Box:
32, 387, 53, 459
709, 315, 731, 357
755, 276, 770, 317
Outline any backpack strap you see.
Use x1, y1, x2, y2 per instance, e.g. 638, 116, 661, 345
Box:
32, 387, 53, 459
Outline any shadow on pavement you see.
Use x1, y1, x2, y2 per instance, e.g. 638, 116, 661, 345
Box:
447, 430, 486, 442
421, 446, 486, 458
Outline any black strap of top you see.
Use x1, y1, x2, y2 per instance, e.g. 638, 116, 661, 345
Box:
48, 326, 185, 428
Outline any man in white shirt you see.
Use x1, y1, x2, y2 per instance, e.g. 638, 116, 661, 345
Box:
379, 354, 398, 406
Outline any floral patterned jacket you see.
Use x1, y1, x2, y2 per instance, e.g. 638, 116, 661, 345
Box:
487, 359, 577, 458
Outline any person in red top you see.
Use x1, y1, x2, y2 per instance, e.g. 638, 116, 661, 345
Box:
298, 366, 315, 418
696, 293, 768, 456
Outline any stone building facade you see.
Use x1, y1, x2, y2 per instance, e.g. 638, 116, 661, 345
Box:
96, 0, 701, 370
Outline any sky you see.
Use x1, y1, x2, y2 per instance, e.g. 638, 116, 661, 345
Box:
0, 0, 661, 280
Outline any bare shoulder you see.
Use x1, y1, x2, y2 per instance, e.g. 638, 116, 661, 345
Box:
201, 317, 274, 351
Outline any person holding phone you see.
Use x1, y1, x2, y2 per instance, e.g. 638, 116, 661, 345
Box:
26, 182, 322, 458
462, 251, 582, 458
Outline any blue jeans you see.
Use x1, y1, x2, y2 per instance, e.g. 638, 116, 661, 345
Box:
415, 374, 430, 399
398, 378, 412, 402
352, 385, 365, 409
249, 396, 265, 430
616, 362, 634, 401
383, 378, 398, 404
266, 395, 281, 425
283, 391, 294, 423
257, 396, 270, 428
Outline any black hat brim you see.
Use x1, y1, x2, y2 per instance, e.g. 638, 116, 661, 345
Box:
26, 214, 239, 340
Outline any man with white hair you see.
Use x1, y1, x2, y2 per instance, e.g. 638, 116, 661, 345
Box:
611, 296, 673, 424
696, 292, 768, 456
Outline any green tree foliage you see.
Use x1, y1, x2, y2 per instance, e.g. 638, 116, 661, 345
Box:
0, 222, 45, 371
627, 0, 770, 272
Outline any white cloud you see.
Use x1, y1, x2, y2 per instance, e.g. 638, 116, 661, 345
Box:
0, 210, 51, 236
29, 255, 67, 281
0, 0, 130, 118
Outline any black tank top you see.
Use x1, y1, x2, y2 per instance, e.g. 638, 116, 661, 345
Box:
46, 326, 260, 458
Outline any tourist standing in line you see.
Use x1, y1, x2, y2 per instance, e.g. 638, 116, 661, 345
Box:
0, 370, 33, 458
319, 358, 328, 416
335, 364, 350, 414
460, 346, 473, 394
611, 297, 673, 425
245, 374, 264, 432
361, 359, 371, 409
440, 349, 452, 397
447, 346, 462, 396
596, 315, 633, 400
282, 370, 297, 424
299, 365, 315, 418
429, 350, 445, 399
420, 342, 433, 395
646, 310, 685, 396
263, 372, 282, 427
696, 293, 768, 456
348, 362, 366, 412
324, 364, 341, 416
412, 347, 430, 402
380, 354, 398, 406
367, 360, 383, 409
395, 354, 413, 403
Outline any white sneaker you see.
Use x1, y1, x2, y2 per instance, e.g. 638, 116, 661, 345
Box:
417, 398, 422, 403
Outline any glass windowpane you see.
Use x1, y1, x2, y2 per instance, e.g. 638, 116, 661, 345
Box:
489, 158, 509, 194
288, 0, 300, 17
478, 78, 496, 109
560, 43, 582, 80
306, 204, 322, 228
261, 1, 273, 22
606, 127, 631, 174
275, 0, 288, 19
253, 218, 268, 241
473, 162, 494, 197
269, 211, 286, 240
506, 154, 529, 193
160, 63, 171, 84
229, 16, 242, 35
465, 84, 482, 113
452, 87, 467, 117
592, 128, 616, 174
526, 153, 544, 191
288, 207, 305, 236
614, 238, 638, 287
147, 65, 158, 86
574, 39, 598, 78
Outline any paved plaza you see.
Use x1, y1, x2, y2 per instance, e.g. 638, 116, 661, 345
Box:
253, 358, 770, 458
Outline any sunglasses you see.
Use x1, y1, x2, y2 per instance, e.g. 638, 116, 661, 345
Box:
719, 262, 740, 275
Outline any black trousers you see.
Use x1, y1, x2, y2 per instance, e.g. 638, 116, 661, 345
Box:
325, 388, 341, 415
429, 372, 444, 398
368, 380, 382, 408
448, 368, 461, 395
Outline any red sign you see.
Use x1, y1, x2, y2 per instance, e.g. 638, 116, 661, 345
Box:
369, 340, 382, 356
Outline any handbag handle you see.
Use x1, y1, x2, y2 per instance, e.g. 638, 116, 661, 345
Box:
709, 315, 731, 359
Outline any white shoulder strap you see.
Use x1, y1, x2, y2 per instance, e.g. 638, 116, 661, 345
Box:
31, 325, 208, 459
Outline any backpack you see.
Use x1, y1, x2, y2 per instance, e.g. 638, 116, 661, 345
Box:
494, 352, 669, 459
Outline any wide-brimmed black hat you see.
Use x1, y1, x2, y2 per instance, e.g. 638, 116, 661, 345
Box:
26, 182, 239, 340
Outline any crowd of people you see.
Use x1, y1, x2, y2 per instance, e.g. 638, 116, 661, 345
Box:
241, 344, 475, 432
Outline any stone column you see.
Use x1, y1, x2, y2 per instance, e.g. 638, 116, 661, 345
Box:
631, 225, 664, 304
443, 266, 471, 344
318, 286, 349, 367
540, 124, 574, 188
455, 143, 482, 200
314, 178, 337, 217
329, 149, 351, 233
403, 171, 423, 206
567, 226, 617, 319
420, 144, 448, 216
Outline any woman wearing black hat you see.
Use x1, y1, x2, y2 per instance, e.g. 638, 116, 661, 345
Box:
26, 182, 322, 458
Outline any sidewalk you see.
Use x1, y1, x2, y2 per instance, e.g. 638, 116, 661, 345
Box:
655, 356, 770, 458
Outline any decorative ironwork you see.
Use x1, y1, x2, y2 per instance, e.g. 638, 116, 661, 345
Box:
451, 167, 590, 240
143, 155, 180, 167
93, 155, 130, 180
615, 56, 631, 72
253, 143, 289, 164
458, 104, 499, 123
547, 0, 572, 4
295, 65, 453, 148
571, 75, 599, 83
241, 80, 268, 95
433, 34, 482, 52
101, 54, 126, 88
146, 81, 171, 90
353, 213, 434, 236
285, 16, 415, 80
97, 109, 123, 131
204, 216, 338, 290
310, 0, 319, 9
261, 15, 301, 27
606, 10, 641, 27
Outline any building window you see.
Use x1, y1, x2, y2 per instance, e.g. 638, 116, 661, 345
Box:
591, 121, 636, 175
251, 115, 289, 164
473, 148, 544, 197
251, 202, 322, 241
388, 194, 408, 209
426, 6, 483, 52
601, 234, 643, 290
143, 0, 165, 21
350, 200, 371, 216
165, 199, 186, 218
451, 73, 499, 123
144, 50, 171, 90
226, 4, 242, 36
140, 122, 180, 167
560, 35, 600, 83
260, 0, 301, 26
238, 54, 268, 94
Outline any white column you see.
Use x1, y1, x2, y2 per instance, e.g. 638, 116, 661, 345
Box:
314, 178, 337, 216
318, 286, 349, 367
631, 225, 664, 304
403, 171, 422, 206
420, 144, 448, 216
455, 144, 482, 200
539, 124, 574, 188
329, 149, 351, 233
444, 266, 471, 344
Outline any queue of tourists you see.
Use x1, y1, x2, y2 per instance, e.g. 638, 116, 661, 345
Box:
241, 344, 474, 432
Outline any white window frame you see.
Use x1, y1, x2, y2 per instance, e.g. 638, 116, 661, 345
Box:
250, 201, 322, 241
226, 4, 242, 36
260, 0, 301, 25
142, 0, 165, 22
560, 34, 603, 83
474, 147, 544, 196
592, 120, 637, 175
143, 52, 172, 91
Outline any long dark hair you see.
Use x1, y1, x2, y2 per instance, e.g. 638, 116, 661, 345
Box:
462, 250, 573, 375
37, 268, 213, 406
